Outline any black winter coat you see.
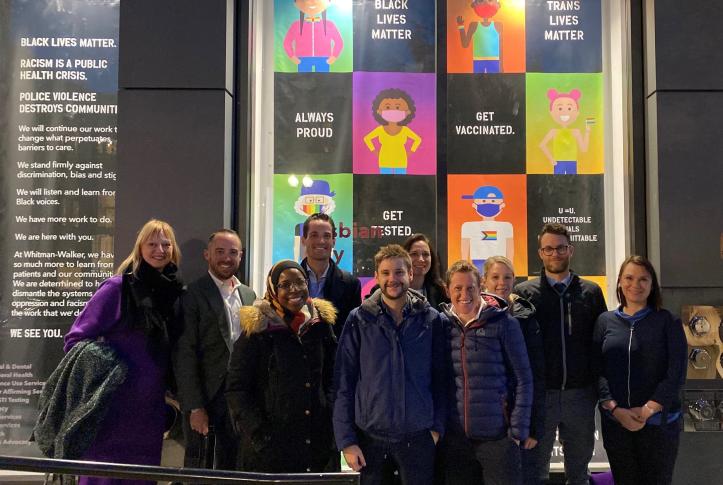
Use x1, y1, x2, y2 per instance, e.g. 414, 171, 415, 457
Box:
225, 299, 337, 473
509, 295, 546, 440
514, 270, 607, 390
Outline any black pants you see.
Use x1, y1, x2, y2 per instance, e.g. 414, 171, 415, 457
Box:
601, 415, 681, 485
438, 427, 521, 485
181, 391, 238, 472
359, 430, 436, 485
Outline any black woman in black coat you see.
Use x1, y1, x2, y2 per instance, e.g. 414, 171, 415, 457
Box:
225, 260, 338, 473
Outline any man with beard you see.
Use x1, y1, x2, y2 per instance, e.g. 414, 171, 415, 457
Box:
174, 229, 256, 472
301, 212, 361, 339
456, 0, 504, 73
333, 244, 447, 485
513, 223, 607, 485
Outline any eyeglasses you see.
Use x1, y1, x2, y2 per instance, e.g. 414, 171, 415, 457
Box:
540, 245, 571, 256
277, 280, 308, 291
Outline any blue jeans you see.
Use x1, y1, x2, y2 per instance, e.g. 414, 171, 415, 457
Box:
525, 386, 597, 485
380, 167, 407, 175
473, 59, 501, 73
298, 56, 330, 72
554, 161, 578, 175
359, 430, 436, 485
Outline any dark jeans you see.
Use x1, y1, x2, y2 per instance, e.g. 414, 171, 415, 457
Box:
601, 415, 681, 485
359, 430, 436, 485
182, 391, 238, 472
525, 386, 597, 485
438, 427, 521, 485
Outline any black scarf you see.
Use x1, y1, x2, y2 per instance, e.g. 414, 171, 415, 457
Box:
123, 260, 184, 356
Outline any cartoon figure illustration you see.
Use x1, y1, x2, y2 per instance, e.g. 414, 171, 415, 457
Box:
363, 88, 422, 175
457, 0, 503, 73
460, 185, 514, 272
283, 0, 344, 73
293, 178, 336, 260
539, 88, 595, 175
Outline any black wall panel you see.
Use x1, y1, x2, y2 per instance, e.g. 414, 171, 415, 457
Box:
115, 90, 233, 280
651, 91, 723, 288
119, 0, 233, 91
647, 0, 723, 93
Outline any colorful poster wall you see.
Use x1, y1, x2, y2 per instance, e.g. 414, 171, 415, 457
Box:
0, 0, 119, 454
446, 0, 607, 466
272, 0, 438, 277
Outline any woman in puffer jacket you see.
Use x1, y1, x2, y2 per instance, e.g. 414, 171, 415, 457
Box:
437, 260, 533, 485
482, 256, 546, 485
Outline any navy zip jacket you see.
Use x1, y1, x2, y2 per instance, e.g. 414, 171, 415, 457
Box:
514, 270, 607, 390
333, 289, 447, 450
442, 293, 533, 442
592, 308, 687, 414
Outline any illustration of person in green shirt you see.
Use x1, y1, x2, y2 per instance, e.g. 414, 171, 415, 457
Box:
363, 88, 422, 175
456, 0, 503, 73
539, 88, 595, 175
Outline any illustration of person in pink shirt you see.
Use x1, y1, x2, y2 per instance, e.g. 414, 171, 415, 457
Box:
283, 0, 344, 73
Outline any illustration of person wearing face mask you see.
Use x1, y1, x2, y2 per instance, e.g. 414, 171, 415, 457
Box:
539, 88, 595, 175
460, 185, 514, 271
293, 179, 336, 261
456, 0, 503, 73
363, 88, 422, 175
283, 0, 344, 73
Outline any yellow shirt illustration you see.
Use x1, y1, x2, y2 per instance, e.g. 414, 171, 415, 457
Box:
363, 126, 422, 169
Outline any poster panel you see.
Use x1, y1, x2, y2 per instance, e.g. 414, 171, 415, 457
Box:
274, 0, 353, 73
447, 174, 528, 277
0, 0, 119, 455
353, 175, 437, 276
525, 0, 602, 73
272, 173, 354, 272
526, 174, 606, 276
352, 72, 436, 175
275, 73, 353, 173
447, 0, 526, 74
446, 73, 526, 173
353, 0, 436, 73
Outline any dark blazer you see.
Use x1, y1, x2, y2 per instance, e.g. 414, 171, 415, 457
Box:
302, 257, 361, 339
173, 273, 256, 413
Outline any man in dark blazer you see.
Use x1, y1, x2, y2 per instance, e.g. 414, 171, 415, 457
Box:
173, 229, 256, 471
300, 213, 361, 339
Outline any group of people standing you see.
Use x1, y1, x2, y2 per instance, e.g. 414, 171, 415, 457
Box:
62, 215, 687, 485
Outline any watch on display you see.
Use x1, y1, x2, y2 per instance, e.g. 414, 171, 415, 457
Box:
689, 348, 712, 370
689, 398, 716, 421
689, 315, 711, 337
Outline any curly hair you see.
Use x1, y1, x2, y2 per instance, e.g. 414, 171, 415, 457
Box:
371, 88, 416, 126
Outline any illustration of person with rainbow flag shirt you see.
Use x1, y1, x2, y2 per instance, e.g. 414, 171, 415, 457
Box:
293, 178, 336, 260
456, 0, 503, 73
539, 88, 595, 175
363, 88, 422, 175
283, 0, 344, 73
460, 185, 514, 272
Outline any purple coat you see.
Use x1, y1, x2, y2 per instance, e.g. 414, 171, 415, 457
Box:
64, 275, 169, 485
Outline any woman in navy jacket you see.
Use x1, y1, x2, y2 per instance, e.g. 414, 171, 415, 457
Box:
592, 255, 687, 485
438, 260, 532, 485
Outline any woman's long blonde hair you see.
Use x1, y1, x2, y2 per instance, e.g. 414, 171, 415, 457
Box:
115, 219, 181, 275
